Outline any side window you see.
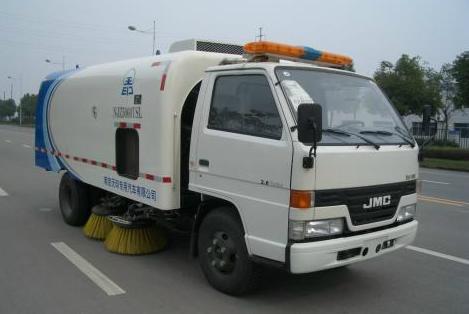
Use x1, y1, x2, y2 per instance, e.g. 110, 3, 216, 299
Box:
116, 128, 139, 180
208, 75, 283, 139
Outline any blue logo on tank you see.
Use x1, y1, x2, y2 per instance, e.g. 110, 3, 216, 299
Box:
121, 69, 136, 95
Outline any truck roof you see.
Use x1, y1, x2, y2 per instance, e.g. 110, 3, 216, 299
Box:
208, 61, 372, 81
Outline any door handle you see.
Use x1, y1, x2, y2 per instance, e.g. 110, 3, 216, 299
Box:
199, 159, 210, 167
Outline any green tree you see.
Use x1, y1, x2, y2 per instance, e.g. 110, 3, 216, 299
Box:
0, 99, 16, 120
452, 51, 469, 108
19, 93, 38, 123
373, 54, 442, 116
437, 64, 457, 138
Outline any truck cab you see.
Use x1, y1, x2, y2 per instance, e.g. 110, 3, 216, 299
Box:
188, 45, 418, 287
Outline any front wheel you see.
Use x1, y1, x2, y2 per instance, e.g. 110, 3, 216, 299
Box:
198, 207, 259, 295
59, 172, 90, 226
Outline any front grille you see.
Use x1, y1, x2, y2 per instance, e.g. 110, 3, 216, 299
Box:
315, 180, 416, 225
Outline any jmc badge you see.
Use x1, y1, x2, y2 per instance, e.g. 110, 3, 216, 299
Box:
363, 195, 391, 209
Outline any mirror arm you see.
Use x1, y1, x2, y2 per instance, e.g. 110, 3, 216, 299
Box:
303, 122, 317, 169
310, 122, 317, 158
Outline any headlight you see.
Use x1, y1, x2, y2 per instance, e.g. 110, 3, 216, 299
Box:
289, 218, 344, 240
397, 204, 417, 222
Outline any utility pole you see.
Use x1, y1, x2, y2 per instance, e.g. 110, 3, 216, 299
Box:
153, 20, 156, 56
19, 74, 23, 126
7, 75, 19, 124
256, 27, 265, 42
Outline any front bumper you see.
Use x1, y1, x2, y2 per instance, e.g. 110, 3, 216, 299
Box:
289, 220, 418, 273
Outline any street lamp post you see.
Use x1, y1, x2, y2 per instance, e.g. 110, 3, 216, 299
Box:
45, 56, 65, 71
7, 76, 13, 99
128, 20, 156, 55
7, 75, 21, 125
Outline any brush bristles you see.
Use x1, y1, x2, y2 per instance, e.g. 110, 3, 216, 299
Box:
104, 225, 167, 255
83, 213, 113, 241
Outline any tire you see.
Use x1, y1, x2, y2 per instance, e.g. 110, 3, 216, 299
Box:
59, 172, 91, 226
198, 207, 259, 295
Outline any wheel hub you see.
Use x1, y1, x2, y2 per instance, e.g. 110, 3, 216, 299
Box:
207, 231, 237, 273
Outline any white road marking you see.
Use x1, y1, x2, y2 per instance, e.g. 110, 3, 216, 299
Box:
22, 144, 31, 148
4, 139, 11, 143
0, 187, 8, 197
420, 179, 450, 185
407, 245, 469, 266
51, 242, 126, 296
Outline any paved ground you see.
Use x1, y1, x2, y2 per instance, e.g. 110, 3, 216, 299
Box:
1, 124, 468, 314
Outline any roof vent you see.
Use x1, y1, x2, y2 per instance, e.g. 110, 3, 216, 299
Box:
169, 39, 243, 55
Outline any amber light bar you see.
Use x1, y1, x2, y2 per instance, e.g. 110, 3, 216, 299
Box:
243, 41, 353, 66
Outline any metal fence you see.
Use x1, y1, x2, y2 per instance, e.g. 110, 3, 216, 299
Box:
411, 126, 469, 149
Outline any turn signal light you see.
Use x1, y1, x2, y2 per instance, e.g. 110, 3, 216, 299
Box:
290, 190, 314, 209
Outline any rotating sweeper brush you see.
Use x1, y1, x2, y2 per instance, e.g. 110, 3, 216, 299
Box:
104, 204, 167, 255
83, 195, 126, 240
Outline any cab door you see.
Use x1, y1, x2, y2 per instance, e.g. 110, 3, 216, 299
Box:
190, 70, 292, 262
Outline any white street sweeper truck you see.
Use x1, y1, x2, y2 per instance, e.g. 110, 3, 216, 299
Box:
35, 39, 419, 295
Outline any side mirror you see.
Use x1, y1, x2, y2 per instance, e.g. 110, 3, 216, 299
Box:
422, 105, 432, 132
297, 103, 322, 144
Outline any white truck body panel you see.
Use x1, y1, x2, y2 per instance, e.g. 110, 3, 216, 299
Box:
41, 51, 241, 210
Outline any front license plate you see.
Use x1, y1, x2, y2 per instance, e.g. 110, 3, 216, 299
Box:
364, 237, 388, 254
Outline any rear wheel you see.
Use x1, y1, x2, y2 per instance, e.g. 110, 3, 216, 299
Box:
198, 207, 259, 295
59, 172, 90, 226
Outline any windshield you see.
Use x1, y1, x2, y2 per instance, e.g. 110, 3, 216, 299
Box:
275, 67, 412, 146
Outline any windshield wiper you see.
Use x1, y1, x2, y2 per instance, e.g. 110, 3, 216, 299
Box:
323, 128, 351, 136
394, 126, 416, 147
359, 129, 416, 148
360, 130, 393, 136
324, 128, 380, 150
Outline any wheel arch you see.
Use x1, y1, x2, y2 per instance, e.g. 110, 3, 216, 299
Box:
190, 195, 246, 257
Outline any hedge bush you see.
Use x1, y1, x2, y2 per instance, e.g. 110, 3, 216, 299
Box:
423, 146, 469, 160
420, 158, 469, 172
430, 139, 459, 147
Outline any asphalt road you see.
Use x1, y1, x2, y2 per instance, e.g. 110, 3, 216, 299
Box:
1, 124, 468, 314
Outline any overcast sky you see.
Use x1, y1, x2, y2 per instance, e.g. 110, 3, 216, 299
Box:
1, 0, 468, 102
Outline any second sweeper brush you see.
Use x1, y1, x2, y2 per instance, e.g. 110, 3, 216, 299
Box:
104, 218, 167, 255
